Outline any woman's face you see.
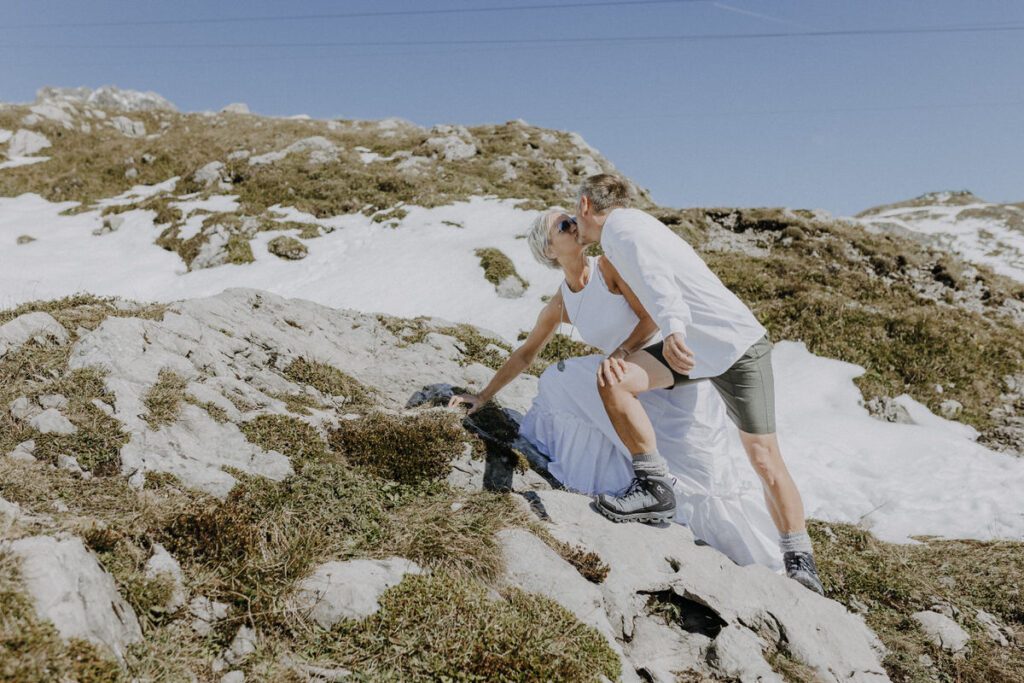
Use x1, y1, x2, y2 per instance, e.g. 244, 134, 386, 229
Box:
545, 211, 583, 267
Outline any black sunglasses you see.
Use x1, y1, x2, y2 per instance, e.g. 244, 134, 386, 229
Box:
557, 216, 577, 233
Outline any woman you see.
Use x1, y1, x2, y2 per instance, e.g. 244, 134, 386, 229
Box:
450, 209, 780, 569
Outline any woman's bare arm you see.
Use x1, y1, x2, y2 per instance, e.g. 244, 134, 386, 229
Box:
449, 291, 564, 413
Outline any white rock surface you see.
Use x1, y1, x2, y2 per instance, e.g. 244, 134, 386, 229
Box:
222, 103, 250, 114
144, 542, 187, 612
503, 490, 889, 682
7, 535, 142, 662
110, 115, 146, 137
9, 397, 39, 421
28, 408, 77, 435
37, 85, 177, 112
0, 128, 12, 144
221, 672, 245, 683
189, 595, 230, 635
292, 557, 424, 628
0, 311, 69, 358
975, 609, 1010, 647
496, 275, 527, 299
39, 393, 68, 409
8, 129, 52, 157
912, 611, 970, 653
57, 453, 85, 475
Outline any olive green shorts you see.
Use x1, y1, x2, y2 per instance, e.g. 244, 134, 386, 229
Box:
643, 334, 777, 434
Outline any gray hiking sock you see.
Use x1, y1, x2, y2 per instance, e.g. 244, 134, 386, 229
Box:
779, 531, 814, 555
632, 451, 669, 478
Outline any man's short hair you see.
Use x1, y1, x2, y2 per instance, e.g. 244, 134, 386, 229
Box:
578, 173, 633, 214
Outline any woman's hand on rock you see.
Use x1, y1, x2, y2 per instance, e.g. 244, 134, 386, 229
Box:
448, 392, 485, 415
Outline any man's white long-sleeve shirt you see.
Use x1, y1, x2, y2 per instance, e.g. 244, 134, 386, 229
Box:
600, 207, 767, 379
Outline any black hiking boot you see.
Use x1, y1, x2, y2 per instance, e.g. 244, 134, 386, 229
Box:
784, 550, 825, 595
596, 472, 676, 524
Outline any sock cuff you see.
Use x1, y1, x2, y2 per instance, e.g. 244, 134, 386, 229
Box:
779, 531, 814, 554
633, 451, 669, 477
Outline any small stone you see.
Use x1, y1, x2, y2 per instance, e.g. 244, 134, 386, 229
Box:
28, 408, 77, 435
223, 625, 257, 665
16, 235, 36, 245
939, 399, 963, 419
91, 398, 115, 416
450, 502, 464, 512
918, 654, 934, 667
193, 161, 225, 186
7, 440, 37, 462
912, 610, 970, 653
976, 609, 1010, 647
125, 167, 138, 179
267, 235, 308, 260
57, 454, 85, 476
220, 672, 245, 683
53, 500, 70, 513
141, 153, 156, 164
849, 597, 870, 614
145, 543, 187, 612
39, 393, 68, 409
10, 396, 37, 420
935, 384, 944, 394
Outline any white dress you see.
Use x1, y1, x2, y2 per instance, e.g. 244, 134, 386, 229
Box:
519, 256, 781, 569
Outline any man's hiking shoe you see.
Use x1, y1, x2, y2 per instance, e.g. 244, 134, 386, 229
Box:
596, 472, 676, 524
784, 551, 825, 595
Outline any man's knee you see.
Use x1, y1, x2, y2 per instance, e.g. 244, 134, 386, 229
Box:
745, 441, 783, 486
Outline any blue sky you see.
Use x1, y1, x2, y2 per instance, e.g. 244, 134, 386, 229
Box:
2, 0, 1022, 215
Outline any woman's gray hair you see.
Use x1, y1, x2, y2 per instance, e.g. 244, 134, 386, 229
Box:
527, 209, 562, 270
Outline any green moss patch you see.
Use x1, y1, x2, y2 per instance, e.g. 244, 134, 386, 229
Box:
240, 413, 327, 465
475, 247, 528, 289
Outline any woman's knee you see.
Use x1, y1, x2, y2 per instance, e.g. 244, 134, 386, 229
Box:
746, 442, 784, 485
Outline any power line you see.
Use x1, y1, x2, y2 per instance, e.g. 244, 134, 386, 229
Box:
4, 23, 1024, 49
0, 0, 713, 29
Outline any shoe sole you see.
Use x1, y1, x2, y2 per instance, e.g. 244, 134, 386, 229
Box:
596, 503, 675, 525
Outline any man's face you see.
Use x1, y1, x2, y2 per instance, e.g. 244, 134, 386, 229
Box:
574, 195, 601, 246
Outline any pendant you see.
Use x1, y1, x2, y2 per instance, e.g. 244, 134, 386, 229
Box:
557, 360, 566, 372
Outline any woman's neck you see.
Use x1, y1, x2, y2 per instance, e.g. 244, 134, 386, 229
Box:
561, 254, 590, 293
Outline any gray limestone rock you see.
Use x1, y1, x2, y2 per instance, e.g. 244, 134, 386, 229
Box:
8, 129, 51, 157
28, 408, 77, 435
0, 311, 69, 358
110, 115, 146, 137
7, 535, 142, 663
193, 161, 226, 186
144, 543, 187, 612
291, 557, 424, 629
912, 611, 970, 654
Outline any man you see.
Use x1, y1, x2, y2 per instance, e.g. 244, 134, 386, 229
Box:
573, 173, 823, 594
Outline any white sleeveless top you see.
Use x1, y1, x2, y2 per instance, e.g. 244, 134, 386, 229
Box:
559, 256, 640, 356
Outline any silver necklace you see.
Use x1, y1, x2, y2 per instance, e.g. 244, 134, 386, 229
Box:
557, 259, 591, 372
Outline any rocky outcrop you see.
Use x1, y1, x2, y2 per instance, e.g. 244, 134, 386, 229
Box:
65, 289, 538, 497
7, 129, 52, 157
502, 490, 890, 682
249, 136, 339, 166
6, 535, 143, 663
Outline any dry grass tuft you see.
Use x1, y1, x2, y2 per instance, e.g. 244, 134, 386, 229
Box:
239, 413, 328, 465
475, 247, 529, 289
308, 572, 621, 682
327, 410, 465, 485
142, 368, 188, 429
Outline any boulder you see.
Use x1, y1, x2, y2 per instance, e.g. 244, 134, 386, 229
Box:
975, 609, 1010, 647
424, 125, 477, 161
0, 311, 69, 358
222, 103, 250, 114
291, 557, 424, 629
8, 129, 51, 157
912, 611, 970, 653
9, 396, 40, 421
7, 535, 142, 663
249, 136, 338, 166
189, 595, 230, 636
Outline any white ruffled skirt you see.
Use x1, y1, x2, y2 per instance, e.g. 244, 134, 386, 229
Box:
520, 355, 782, 570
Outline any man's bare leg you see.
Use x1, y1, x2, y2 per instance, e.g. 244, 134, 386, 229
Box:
738, 431, 806, 534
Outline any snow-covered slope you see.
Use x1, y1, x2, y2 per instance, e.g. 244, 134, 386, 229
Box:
854, 190, 1024, 283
